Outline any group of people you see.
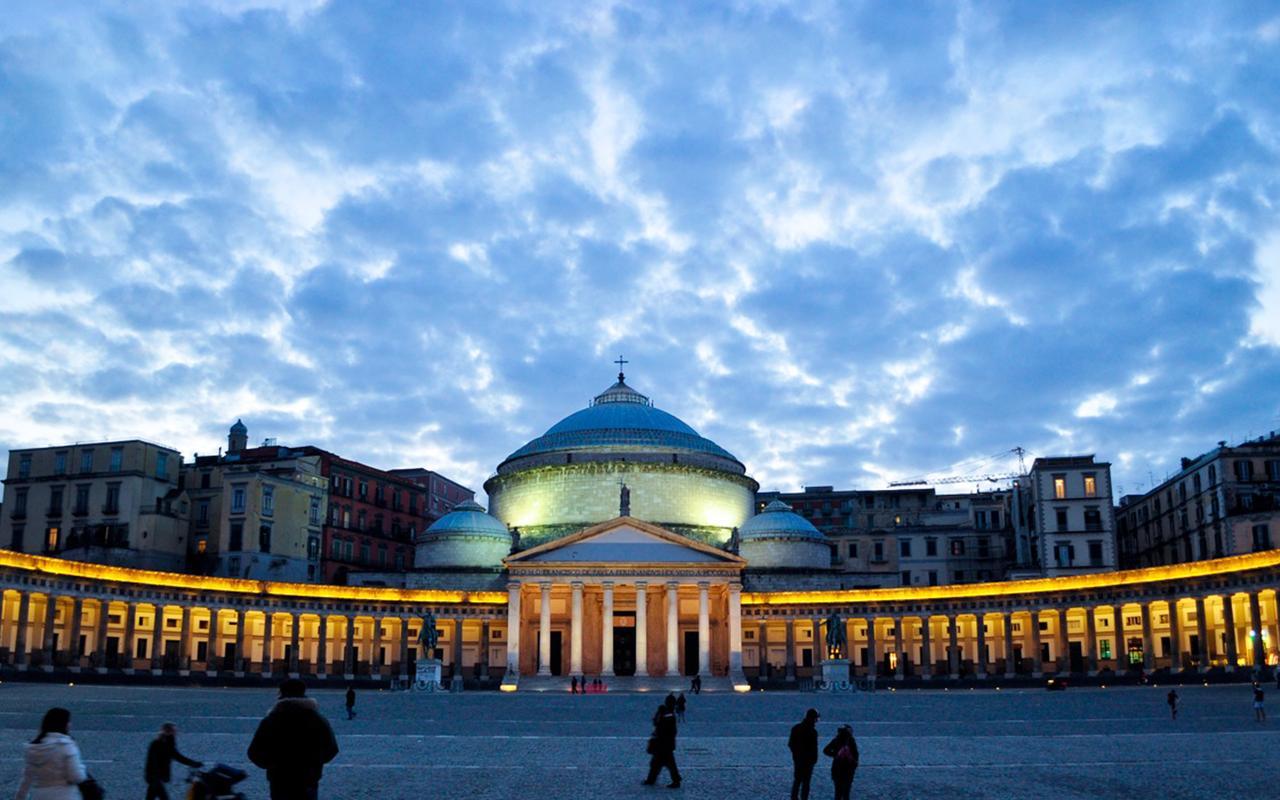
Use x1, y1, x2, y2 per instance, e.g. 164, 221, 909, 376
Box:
788, 708, 859, 800
16, 679, 339, 800
569, 676, 609, 694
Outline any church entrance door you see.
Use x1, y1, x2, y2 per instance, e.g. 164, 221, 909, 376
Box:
683, 631, 699, 676
549, 631, 563, 676
613, 627, 636, 676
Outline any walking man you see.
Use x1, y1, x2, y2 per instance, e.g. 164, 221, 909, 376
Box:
345, 686, 356, 720
145, 722, 202, 800
642, 698, 681, 788
1254, 684, 1266, 722
248, 678, 340, 800
1166, 689, 1179, 720
788, 708, 820, 800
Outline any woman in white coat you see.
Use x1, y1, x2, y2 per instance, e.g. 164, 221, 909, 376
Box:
15, 708, 87, 800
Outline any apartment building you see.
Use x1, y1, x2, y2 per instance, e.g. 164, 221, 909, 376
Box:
1011, 455, 1117, 576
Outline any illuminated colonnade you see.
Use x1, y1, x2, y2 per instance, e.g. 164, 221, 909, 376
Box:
0, 549, 1279, 684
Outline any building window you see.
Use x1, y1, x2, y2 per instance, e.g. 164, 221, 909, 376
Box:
1234, 460, 1253, 481
901, 570, 911, 586
229, 522, 243, 551
201, 472, 211, 489
196, 538, 207, 554
258, 524, 272, 553
79, 449, 94, 472
45, 526, 61, 552
156, 452, 168, 479
46, 486, 63, 516
1053, 475, 1066, 499
977, 537, 990, 558
1083, 474, 1097, 497
359, 481, 368, 499
231, 485, 246, 514
1208, 465, 1217, 485
1084, 507, 1102, 532
74, 485, 90, 515
360, 542, 371, 564
54, 452, 67, 475
954, 570, 965, 582
899, 539, 912, 558
309, 496, 321, 525
950, 539, 964, 556
198, 501, 209, 523
847, 543, 858, 559
1268, 460, 1280, 481
109, 447, 123, 472
1253, 524, 1272, 551
1054, 543, 1075, 567
395, 550, 405, 570
357, 510, 367, 531
308, 536, 320, 560
928, 570, 938, 586
1055, 508, 1069, 531
1088, 540, 1104, 565
262, 486, 274, 517
925, 539, 938, 557
104, 484, 120, 515
990, 510, 1001, 529
18, 454, 31, 479
11, 525, 24, 552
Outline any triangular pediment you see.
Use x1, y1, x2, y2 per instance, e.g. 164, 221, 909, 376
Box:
505, 517, 745, 566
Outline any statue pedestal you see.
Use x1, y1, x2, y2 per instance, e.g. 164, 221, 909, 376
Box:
820, 659, 854, 692
415, 658, 443, 691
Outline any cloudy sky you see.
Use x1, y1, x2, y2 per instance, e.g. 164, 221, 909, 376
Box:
3, 1, 1279, 501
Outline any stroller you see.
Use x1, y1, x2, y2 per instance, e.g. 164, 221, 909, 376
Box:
185, 763, 248, 800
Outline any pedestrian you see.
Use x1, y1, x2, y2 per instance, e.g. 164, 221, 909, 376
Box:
16, 708, 90, 800
692, 675, 702, 694
344, 686, 356, 720
145, 722, 203, 800
1166, 689, 1179, 720
676, 693, 687, 722
571, 676, 579, 694
642, 700, 681, 788
822, 724, 859, 800
787, 708, 820, 800
1253, 684, 1266, 722
665, 691, 677, 711
248, 678, 340, 800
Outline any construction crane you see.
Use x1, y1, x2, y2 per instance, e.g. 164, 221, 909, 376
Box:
888, 447, 1027, 488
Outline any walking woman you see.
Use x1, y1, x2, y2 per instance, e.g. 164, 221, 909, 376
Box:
15, 708, 88, 800
822, 724, 859, 800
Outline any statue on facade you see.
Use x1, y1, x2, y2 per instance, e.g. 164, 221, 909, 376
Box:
619, 481, 631, 517
419, 612, 440, 654
822, 612, 847, 659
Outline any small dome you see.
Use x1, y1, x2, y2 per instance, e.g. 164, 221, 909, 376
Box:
416, 500, 512, 569
740, 500, 824, 541
230, 418, 247, 434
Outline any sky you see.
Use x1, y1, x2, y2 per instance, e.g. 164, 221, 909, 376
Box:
2, 1, 1280, 502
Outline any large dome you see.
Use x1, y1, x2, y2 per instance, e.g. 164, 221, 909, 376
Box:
498, 377, 741, 468
484, 371, 757, 548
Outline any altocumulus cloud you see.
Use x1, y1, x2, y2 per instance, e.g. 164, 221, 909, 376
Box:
1, 0, 1279, 499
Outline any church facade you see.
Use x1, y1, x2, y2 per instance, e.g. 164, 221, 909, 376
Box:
1, 373, 1279, 689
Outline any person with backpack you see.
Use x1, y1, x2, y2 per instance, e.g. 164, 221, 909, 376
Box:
822, 724, 859, 800
787, 708, 820, 800
16, 707, 89, 800
145, 722, 203, 800
248, 678, 340, 800
642, 698, 681, 788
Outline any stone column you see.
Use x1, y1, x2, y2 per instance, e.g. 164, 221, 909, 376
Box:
41, 595, 58, 668
506, 582, 522, 678
1002, 612, 1015, 678
1029, 610, 1042, 677
1085, 608, 1098, 675
289, 612, 301, 676
634, 582, 648, 677
151, 605, 165, 673
1249, 592, 1267, 669
1140, 603, 1155, 671
1222, 596, 1238, 672
601, 581, 615, 677
697, 582, 711, 677
894, 618, 906, 679
317, 615, 328, 677
920, 615, 933, 679
479, 620, 490, 680
68, 597, 83, 669
261, 612, 274, 675
976, 614, 988, 679
665, 582, 679, 675
207, 610, 222, 675
397, 617, 410, 680
947, 615, 960, 679
451, 619, 464, 688
1195, 596, 1209, 672
371, 616, 384, 676
13, 592, 30, 668
93, 600, 109, 672
727, 582, 743, 677
1167, 599, 1182, 672
538, 582, 552, 676
178, 606, 192, 673
758, 620, 770, 679
569, 581, 584, 677
784, 618, 797, 681
344, 615, 356, 676
865, 617, 878, 681
1053, 609, 1068, 673
121, 604, 135, 673
234, 609, 246, 674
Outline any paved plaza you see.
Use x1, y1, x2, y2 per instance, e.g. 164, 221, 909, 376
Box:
2, 681, 1276, 799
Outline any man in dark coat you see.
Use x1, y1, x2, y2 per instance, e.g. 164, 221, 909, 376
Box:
145, 722, 202, 800
249, 678, 340, 800
345, 686, 356, 720
642, 699, 682, 788
788, 708, 820, 800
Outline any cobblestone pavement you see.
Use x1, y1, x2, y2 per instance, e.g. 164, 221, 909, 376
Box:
2, 681, 1276, 799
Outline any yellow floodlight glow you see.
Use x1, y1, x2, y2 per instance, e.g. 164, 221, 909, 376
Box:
0, 549, 506, 605
500, 684, 518, 693
741, 549, 1280, 606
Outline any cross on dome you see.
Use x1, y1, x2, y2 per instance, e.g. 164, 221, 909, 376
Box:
614, 354, 628, 381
